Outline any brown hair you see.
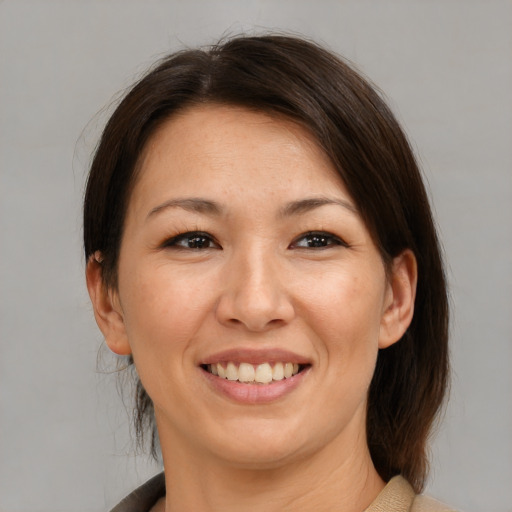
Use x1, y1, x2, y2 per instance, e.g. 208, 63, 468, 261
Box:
84, 34, 449, 492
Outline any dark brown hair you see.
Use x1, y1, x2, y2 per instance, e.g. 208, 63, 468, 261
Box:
84, 34, 449, 492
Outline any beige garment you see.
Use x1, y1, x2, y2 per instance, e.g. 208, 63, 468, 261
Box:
366, 476, 457, 512
110, 472, 457, 512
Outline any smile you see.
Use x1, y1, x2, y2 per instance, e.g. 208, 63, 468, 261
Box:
199, 349, 311, 403
204, 362, 303, 384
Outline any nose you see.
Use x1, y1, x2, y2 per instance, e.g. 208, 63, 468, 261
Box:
215, 247, 295, 332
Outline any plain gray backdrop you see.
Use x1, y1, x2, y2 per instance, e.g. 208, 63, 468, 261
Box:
1, 1, 511, 511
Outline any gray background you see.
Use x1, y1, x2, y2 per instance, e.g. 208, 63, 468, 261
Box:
1, 1, 511, 511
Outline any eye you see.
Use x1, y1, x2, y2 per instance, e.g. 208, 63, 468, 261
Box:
290, 231, 347, 249
163, 231, 221, 250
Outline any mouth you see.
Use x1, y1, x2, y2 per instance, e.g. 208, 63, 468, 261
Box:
201, 361, 309, 385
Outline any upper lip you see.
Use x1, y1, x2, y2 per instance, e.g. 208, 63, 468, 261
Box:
199, 348, 311, 366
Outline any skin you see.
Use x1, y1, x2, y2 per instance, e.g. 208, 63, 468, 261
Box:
87, 105, 417, 512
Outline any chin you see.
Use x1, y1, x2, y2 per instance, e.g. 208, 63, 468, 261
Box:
203, 418, 322, 469
213, 443, 307, 470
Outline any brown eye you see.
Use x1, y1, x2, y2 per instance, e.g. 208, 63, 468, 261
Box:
291, 231, 347, 249
164, 232, 221, 250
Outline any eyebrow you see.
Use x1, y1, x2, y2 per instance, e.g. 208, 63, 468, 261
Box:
279, 197, 357, 217
146, 195, 357, 221
147, 198, 223, 220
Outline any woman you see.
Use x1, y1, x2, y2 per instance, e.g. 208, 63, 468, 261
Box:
84, 35, 452, 512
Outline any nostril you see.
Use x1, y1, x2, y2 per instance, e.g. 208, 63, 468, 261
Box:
215, 276, 295, 331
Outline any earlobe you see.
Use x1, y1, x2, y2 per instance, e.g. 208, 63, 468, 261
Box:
86, 254, 132, 356
378, 249, 418, 349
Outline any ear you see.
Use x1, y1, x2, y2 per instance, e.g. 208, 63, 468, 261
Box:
86, 253, 132, 355
379, 249, 418, 349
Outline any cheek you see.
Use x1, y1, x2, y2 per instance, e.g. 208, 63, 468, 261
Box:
296, 265, 386, 394
117, 264, 220, 406
118, 263, 216, 355
299, 267, 385, 341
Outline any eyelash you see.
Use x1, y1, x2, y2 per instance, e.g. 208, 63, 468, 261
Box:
290, 231, 348, 250
162, 230, 347, 251
162, 231, 220, 250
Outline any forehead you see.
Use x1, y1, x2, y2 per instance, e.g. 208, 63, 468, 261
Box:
131, 104, 350, 211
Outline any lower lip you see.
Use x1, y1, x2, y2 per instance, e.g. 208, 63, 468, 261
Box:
200, 367, 310, 404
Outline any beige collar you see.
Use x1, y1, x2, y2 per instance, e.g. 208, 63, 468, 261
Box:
365, 476, 416, 512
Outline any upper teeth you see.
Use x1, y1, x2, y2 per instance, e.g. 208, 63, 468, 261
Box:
209, 362, 300, 384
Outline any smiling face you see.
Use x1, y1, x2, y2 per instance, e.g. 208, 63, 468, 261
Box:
88, 105, 416, 471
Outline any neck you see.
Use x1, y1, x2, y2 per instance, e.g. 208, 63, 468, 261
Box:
158, 423, 385, 512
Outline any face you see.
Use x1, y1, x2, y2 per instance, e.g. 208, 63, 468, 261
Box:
90, 105, 414, 469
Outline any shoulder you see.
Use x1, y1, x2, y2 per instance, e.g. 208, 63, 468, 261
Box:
365, 476, 458, 512
411, 494, 459, 512
109, 472, 165, 512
